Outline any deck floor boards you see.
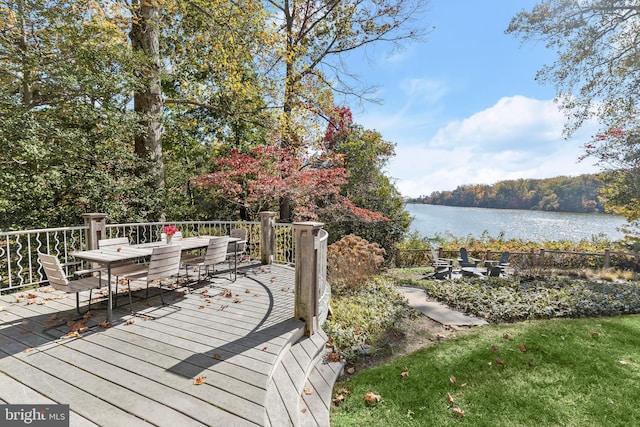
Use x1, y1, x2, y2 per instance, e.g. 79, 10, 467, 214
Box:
0, 263, 308, 427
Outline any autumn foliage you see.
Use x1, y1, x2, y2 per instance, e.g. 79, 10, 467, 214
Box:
327, 234, 386, 291
194, 145, 386, 222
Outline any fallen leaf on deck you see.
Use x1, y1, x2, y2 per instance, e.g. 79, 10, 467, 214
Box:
327, 353, 341, 362
193, 375, 206, 385
99, 321, 111, 328
245, 288, 251, 293
125, 319, 135, 325
62, 331, 79, 339
364, 392, 381, 404
303, 387, 313, 395
300, 408, 307, 413
23, 348, 35, 353
27, 293, 38, 299
199, 305, 205, 309
233, 297, 243, 303
213, 353, 222, 360
262, 346, 268, 351
16, 297, 25, 303
218, 304, 228, 311
452, 407, 465, 417
26, 300, 36, 305
47, 314, 58, 322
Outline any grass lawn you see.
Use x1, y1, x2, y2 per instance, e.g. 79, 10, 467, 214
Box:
330, 315, 640, 426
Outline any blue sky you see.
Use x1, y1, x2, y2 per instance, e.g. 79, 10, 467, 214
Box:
342, 0, 601, 198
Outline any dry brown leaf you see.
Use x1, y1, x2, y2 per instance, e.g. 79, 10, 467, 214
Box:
15, 297, 25, 303
495, 358, 505, 367
449, 375, 457, 384
503, 333, 511, 340
262, 346, 268, 351
116, 247, 122, 252
452, 407, 465, 417
327, 353, 341, 362
447, 392, 455, 404
300, 408, 307, 413
346, 366, 355, 375
125, 319, 135, 325
193, 375, 206, 385
27, 293, 38, 299
245, 288, 251, 293
26, 300, 36, 305
490, 345, 498, 352
589, 331, 599, 339
199, 305, 205, 310
62, 331, 79, 339
400, 370, 409, 379
364, 392, 381, 404
21, 320, 29, 325
332, 394, 345, 406
233, 297, 243, 303
218, 304, 228, 311
23, 347, 35, 353
99, 321, 111, 329
460, 383, 467, 388
303, 387, 313, 395
213, 353, 222, 360
518, 344, 527, 352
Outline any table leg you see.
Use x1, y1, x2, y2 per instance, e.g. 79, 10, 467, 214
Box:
107, 265, 113, 324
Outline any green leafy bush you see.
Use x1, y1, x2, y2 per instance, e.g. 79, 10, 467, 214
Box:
327, 234, 386, 293
324, 276, 415, 361
418, 277, 640, 322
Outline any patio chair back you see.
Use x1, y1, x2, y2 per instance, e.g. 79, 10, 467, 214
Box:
37, 252, 69, 291
204, 236, 229, 267
146, 245, 182, 282
459, 248, 479, 267
227, 228, 247, 256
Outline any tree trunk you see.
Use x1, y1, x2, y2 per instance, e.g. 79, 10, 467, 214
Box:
130, 0, 164, 215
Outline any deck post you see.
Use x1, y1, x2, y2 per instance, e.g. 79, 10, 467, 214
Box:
82, 213, 107, 250
260, 211, 277, 265
294, 221, 323, 335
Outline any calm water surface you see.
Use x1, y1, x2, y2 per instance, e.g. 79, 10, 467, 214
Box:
405, 204, 628, 243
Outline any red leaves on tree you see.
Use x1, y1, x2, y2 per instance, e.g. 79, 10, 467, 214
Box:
194, 145, 386, 222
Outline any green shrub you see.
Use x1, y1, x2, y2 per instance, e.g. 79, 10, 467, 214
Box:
324, 276, 415, 361
327, 234, 386, 293
418, 277, 640, 322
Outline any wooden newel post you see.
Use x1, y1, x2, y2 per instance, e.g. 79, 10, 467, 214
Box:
82, 213, 107, 250
260, 211, 277, 265
294, 221, 323, 336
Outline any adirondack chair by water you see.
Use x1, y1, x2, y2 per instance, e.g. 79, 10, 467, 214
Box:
121, 245, 182, 311
38, 252, 102, 314
430, 247, 454, 279
182, 236, 230, 287
459, 248, 485, 277
487, 251, 511, 277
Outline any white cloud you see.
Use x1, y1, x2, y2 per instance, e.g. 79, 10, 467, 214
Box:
386, 96, 601, 197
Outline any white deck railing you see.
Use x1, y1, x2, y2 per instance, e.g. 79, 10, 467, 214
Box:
0, 219, 295, 293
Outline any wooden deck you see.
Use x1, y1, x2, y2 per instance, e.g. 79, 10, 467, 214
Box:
0, 263, 344, 426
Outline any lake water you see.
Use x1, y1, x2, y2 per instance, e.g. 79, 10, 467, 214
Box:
405, 203, 628, 243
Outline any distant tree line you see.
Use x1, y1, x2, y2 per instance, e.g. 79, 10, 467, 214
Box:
408, 175, 606, 213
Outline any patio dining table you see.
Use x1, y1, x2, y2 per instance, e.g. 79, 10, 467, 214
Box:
71, 236, 243, 324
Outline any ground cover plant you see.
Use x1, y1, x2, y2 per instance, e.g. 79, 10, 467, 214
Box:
414, 276, 640, 322
330, 315, 640, 426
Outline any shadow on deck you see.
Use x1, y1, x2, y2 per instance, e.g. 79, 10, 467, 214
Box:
0, 263, 343, 426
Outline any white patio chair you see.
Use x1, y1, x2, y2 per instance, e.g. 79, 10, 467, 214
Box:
38, 252, 102, 314
182, 236, 230, 288
121, 245, 182, 311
